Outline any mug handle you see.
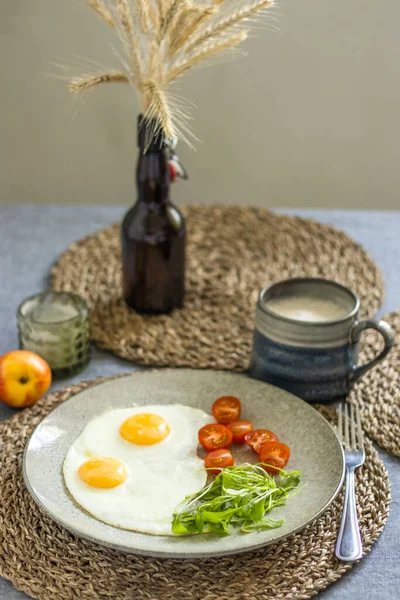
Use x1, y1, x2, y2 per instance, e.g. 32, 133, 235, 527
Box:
349, 319, 395, 384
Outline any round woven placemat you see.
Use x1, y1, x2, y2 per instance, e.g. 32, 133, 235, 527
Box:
350, 310, 400, 457
51, 206, 384, 371
0, 375, 391, 600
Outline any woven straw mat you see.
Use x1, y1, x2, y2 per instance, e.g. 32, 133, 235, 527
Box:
0, 375, 391, 600
51, 206, 384, 372
350, 309, 400, 457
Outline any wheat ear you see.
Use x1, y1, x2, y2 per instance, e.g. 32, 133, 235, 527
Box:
168, 6, 217, 58
88, 0, 115, 26
136, 0, 149, 33
168, 3, 194, 48
69, 72, 129, 94
136, 0, 159, 33
143, 80, 175, 138
185, 0, 272, 52
158, 0, 186, 42
155, 0, 166, 21
165, 31, 247, 85
148, 0, 185, 85
145, 0, 160, 28
116, 0, 144, 88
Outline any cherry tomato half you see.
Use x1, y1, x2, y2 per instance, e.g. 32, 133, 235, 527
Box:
212, 396, 241, 424
204, 449, 234, 474
198, 423, 233, 451
244, 429, 278, 454
227, 420, 253, 443
259, 441, 290, 473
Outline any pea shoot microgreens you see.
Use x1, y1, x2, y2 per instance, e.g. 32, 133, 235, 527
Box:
172, 463, 301, 535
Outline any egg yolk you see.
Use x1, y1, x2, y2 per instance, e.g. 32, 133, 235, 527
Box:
78, 457, 128, 489
119, 413, 171, 445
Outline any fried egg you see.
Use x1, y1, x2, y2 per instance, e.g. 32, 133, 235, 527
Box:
63, 404, 212, 535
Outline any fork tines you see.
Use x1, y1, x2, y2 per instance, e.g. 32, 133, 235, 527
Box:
337, 403, 364, 451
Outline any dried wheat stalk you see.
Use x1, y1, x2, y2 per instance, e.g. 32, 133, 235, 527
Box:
168, 5, 217, 58
168, 4, 195, 49
184, 0, 272, 52
116, 0, 145, 87
69, 72, 129, 94
156, 0, 167, 21
89, 0, 115, 26
147, 1, 160, 28
143, 80, 174, 137
136, 0, 150, 33
69, 0, 275, 142
158, 0, 185, 41
165, 31, 247, 84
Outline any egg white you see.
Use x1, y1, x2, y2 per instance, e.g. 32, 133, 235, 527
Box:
80, 404, 211, 462
63, 404, 213, 535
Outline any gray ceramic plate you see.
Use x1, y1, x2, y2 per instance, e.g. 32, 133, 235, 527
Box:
23, 369, 344, 558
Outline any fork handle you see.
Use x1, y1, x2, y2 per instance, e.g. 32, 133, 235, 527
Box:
335, 467, 362, 562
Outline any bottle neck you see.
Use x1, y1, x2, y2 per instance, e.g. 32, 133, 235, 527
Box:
137, 148, 170, 205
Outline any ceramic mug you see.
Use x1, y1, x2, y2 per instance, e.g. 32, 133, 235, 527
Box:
250, 278, 395, 403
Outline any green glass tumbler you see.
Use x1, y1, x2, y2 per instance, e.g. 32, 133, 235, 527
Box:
17, 292, 90, 378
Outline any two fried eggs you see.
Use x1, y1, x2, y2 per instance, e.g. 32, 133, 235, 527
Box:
63, 404, 212, 535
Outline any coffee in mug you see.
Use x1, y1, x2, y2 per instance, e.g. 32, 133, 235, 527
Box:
250, 278, 394, 403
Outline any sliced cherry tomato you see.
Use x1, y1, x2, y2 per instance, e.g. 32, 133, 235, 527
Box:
204, 449, 234, 474
198, 423, 233, 451
244, 429, 278, 453
227, 420, 253, 443
259, 441, 290, 473
212, 396, 241, 424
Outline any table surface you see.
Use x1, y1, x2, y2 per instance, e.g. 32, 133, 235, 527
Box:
0, 205, 399, 600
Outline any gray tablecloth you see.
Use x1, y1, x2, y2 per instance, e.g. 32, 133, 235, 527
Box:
0, 205, 399, 600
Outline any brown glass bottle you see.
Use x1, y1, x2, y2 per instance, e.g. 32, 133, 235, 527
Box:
121, 116, 185, 313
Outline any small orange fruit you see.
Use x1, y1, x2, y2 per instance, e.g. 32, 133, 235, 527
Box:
0, 350, 52, 408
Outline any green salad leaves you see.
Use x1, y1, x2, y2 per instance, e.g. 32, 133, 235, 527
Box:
172, 464, 301, 535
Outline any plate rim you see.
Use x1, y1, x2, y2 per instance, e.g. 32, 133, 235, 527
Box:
23, 369, 345, 559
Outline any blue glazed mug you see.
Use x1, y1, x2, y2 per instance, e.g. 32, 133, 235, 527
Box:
250, 278, 395, 403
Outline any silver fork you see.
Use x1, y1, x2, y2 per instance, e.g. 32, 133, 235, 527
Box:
335, 402, 365, 562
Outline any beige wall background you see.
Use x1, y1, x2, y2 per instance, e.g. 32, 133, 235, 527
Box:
1, 0, 399, 209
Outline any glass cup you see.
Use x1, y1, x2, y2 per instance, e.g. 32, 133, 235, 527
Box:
17, 291, 90, 378
250, 278, 395, 403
